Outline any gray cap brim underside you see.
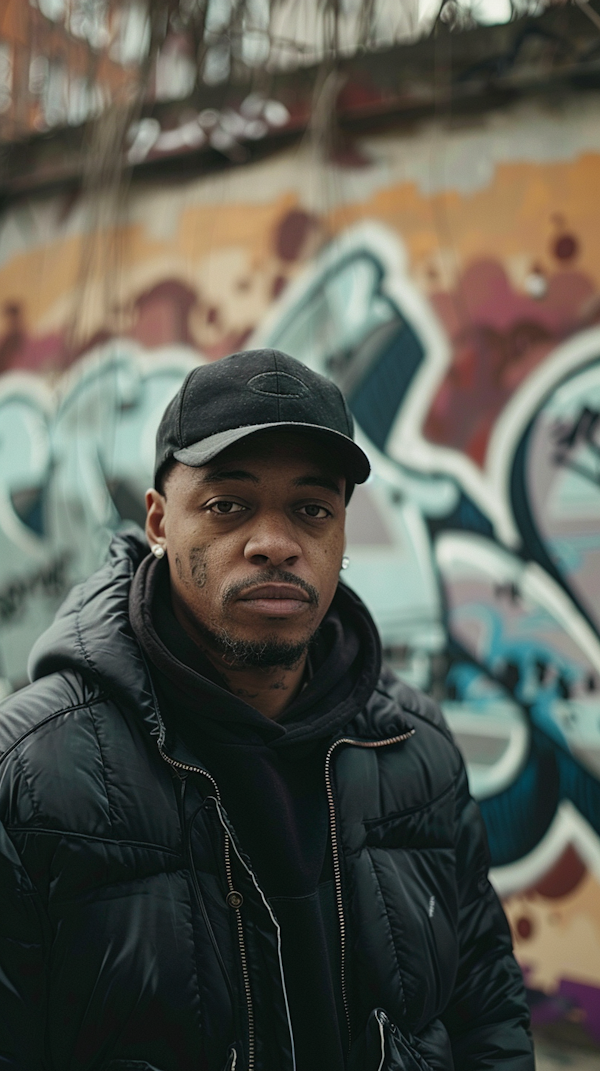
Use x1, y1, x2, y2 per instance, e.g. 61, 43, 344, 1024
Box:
173, 422, 371, 482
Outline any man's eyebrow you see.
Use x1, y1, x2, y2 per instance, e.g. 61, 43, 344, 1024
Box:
198, 468, 260, 485
293, 475, 342, 496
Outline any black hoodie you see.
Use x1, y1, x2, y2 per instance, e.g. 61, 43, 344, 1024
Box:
129, 553, 382, 1071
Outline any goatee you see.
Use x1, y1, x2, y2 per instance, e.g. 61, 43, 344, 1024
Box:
200, 625, 314, 669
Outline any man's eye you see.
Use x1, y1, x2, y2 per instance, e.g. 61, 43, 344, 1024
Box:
300, 504, 330, 519
210, 501, 245, 514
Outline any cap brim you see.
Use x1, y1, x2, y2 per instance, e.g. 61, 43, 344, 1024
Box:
173, 422, 370, 483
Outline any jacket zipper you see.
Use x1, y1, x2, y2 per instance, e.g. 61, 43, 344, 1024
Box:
157, 718, 413, 1070
158, 740, 297, 1071
217, 796, 297, 1071
324, 730, 415, 1055
224, 830, 255, 1071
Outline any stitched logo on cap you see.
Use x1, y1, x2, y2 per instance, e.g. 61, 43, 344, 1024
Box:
248, 371, 310, 398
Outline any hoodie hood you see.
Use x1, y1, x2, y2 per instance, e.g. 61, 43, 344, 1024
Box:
28, 530, 160, 739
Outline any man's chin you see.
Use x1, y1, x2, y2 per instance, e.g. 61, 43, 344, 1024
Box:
221, 637, 310, 670
202, 624, 316, 670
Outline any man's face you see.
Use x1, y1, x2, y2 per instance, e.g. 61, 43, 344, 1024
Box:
145, 431, 346, 667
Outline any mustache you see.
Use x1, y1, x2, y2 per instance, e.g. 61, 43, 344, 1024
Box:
222, 569, 320, 607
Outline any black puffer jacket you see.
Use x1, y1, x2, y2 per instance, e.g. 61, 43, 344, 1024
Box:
0, 533, 533, 1071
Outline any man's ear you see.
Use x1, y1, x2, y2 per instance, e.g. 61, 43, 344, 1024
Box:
145, 488, 166, 550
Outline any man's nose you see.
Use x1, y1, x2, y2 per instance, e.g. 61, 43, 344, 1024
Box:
243, 511, 302, 567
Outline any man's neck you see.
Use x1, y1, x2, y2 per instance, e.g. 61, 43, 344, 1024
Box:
208, 656, 307, 719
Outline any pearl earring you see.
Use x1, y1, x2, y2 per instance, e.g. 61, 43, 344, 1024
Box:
341, 555, 350, 571
152, 544, 165, 559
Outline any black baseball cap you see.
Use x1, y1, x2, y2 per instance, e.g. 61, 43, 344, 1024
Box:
154, 348, 370, 487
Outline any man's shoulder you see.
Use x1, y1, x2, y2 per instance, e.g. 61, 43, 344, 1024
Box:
359, 665, 464, 789
0, 669, 106, 760
366, 665, 456, 744
337, 669, 468, 838
0, 668, 178, 876
377, 666, 454, 739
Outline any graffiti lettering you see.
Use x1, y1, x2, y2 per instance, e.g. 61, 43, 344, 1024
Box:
0, 553, 71, 625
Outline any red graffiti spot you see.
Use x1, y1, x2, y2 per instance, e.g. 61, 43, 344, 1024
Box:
553, 233, 579, 262
0, 301, 26, 372
533, 845, 587, 899
516, 916, 533, 940
424, 256, 597, 464
274, 209, 319, 263
131, 280, 198, 348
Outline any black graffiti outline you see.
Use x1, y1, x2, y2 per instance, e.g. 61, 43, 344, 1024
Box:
0, 553, 72, 625
552, 406, 600, 488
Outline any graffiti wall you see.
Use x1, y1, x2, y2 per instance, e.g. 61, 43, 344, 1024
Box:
2, 91, 600, 1042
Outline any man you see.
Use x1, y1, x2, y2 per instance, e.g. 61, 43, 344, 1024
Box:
0, 349, 533, 1071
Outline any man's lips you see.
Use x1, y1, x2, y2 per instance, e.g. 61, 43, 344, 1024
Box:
236, 584, 311, 616
238, 584, 310, 602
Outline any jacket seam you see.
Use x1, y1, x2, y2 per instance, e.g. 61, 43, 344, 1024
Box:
179, 845, 207, 1040
367, 848, 408, 1020
364, 780, 455, 828
68, 578, 92, 671
53, 866, 189, 898
14, 747, 39, 823
268, 885, 334, 904
0, 697, 110, 766
75, 599, 97, 677
6, 826, 181, 855
87, 703, 115, 834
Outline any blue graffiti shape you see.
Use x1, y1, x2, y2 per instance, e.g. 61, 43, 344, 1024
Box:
437, 531, 600, 866
339, 314, 425, 453
443, 653, 600, 867
264, 249, 425, 454
480, 727, 559, 867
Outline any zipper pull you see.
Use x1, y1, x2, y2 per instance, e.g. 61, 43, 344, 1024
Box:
222, 1042, 245, 1070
